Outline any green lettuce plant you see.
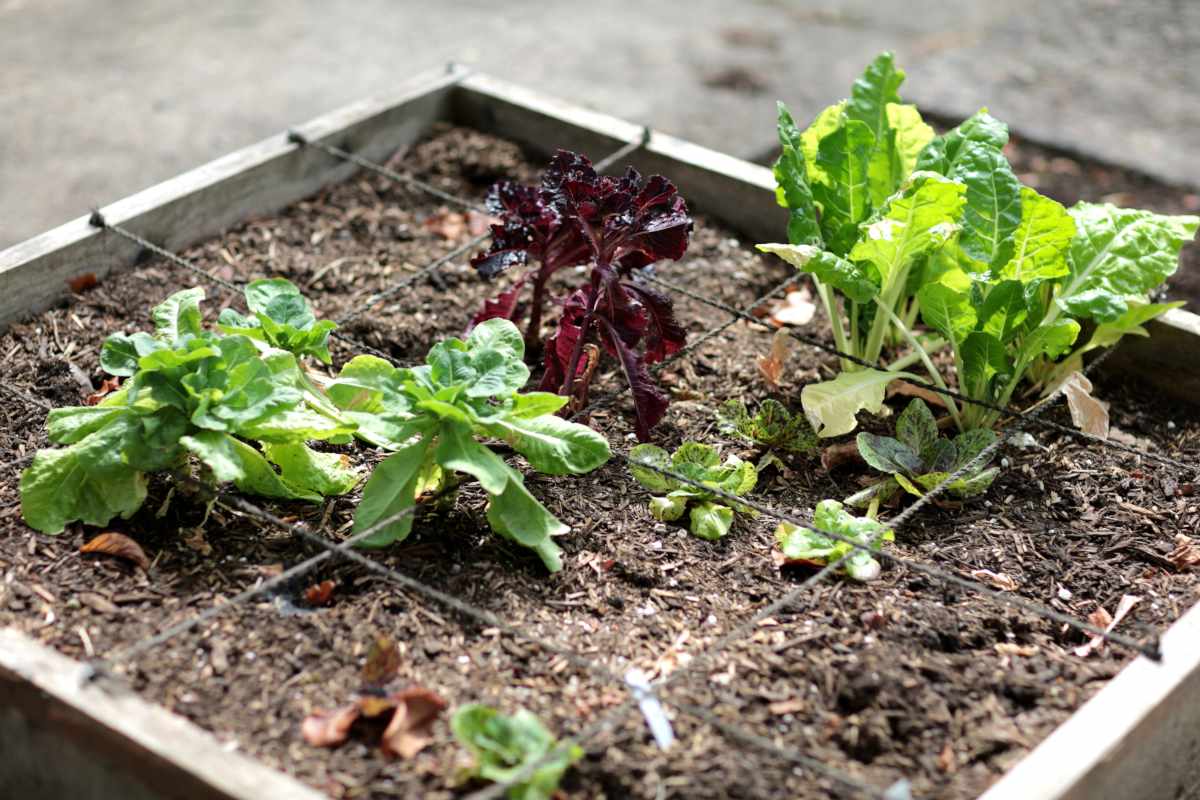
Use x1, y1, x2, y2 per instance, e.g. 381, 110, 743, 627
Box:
716, 398, 817, 456
451, 705, 581, 800
847, 398, 996, 510
775, 499, 892, 582
326, 318, 610, 572
217, 277, 338, 363
19, 286, 358, 534
627, 441, 757, 540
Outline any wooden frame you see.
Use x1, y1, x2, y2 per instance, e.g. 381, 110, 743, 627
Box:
1, 67, 1198, 800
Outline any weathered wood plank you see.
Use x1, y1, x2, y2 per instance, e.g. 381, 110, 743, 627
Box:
979, 599, 1200, 800
0, 628, 324, 800
0, 65, 466, 330
1105, 308, 1200, 406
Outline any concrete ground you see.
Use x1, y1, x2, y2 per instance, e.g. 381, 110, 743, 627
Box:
2, 0, 1197, 248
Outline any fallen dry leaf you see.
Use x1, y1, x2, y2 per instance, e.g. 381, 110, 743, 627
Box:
304, 580, 336, 607
1059, 372, 1109, 438
969, 569, 1018, 591
182, 527, 212, 556
423, 208, 472, 240
84, 376, 121, 406
302, 704, 359, 748
937, 741, 956, 774
1169, 534, 1200, 571
770, 289, 816, 327
888, 380, 947, 409
994, 643, 1038, 658
80, 532, 150, 571
381, 687, 448, 759
821, 440, 864, 472
1075, 594, 1141, 658
362, 635, 402, 688
66, 272, 98, 293
756, 329, 793, 388
768, 698, 806, 716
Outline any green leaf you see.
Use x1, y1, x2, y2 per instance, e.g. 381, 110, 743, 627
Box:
995, 187, 1075, 282
774, 103, 824, 247
716, 398, 817, 455
849, 173, 966, 287
775, 499, 892, 582
451, 705, 581, 800
628, 444, 673, 492
506, 392, 569, 419
894, 398, 938, 458
799, 100, 847, 187
755, 243, 877, 303
916, 109, 1009, 174
800, 368, 908, 438
951, 428, 997, 470
811, 119, 875, 255
435, 421, 510, 494
46, 405, 127, 445
151, 287, 205, 344
886, 103, 935, 178
101, 332, 162, 377
467, 317, 526, 360
672, 441, 720, 470
689, 501, 733, 541
1058, 203, 1198, 322
1019, 318, 1080, 364
486, 465, 569, 573
352, 437, 432, 547
856, 432, 922, 477
961, 331, 1010, 398
19, 415, 147, 534
978, 280, 1028, 344
180, 431, 320, 501
1076, 300, 1184, 356
466, 348, 530, 398
951, 142, 1022, 268
650, 492, 689, 522
484, 414, 610, 475
261, 441, 360, 497
847, 52, 905, 141
917, 282, 975, 346
710, 456, 757, 496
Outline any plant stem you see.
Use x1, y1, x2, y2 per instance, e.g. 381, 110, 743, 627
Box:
873, 299, 962, 431
525, 274, 548, 352
866, 493, 881, 520
560, 283, 604, 398
813, 277, 853, 371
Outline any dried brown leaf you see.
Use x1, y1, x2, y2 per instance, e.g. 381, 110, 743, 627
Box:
1075, 594, 1141, 658
423, 208, 468, 240
84, 376, 121, 406
362, 635, 402, 688
381, 687, 448, 759
888, 380, 947, 409
66, 273, 98, 293
969, 569, 1018, 591
1060, 372, 1109, 438
304, 580, 336, 607
770, 289, 816, 327
756, 329, 792, 388
301, 704, 360, 748
1169, 534, 1200, 571
80, 532, 149, 571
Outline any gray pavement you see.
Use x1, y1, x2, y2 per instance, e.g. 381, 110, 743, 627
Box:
2, 0, 1197, 249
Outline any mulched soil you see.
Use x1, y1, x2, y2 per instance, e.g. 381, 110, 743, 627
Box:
2, 125, 1200, 800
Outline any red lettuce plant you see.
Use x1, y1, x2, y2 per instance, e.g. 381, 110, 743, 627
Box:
470, 151, 693, 440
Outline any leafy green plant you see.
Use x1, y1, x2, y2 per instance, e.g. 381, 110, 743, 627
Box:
758, 52, 1198, 437
217, 277, 338, 363
847, 398, 996, 509
326, 318, 610, 572
20, 287, 358, 534
451, 704, 581, 800
627, 442, 757, 540
775, 499, 892, 581
717, 398, 818, 456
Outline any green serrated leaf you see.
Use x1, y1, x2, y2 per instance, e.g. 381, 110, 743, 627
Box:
995, 187, 1075, 282
894, 398, 937, 457
812, 119, 875, 255
151, 288, 206, 344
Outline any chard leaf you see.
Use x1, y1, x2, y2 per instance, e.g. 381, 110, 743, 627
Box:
261, 441, 360, 497
811, 119, 875, 255
846, 51, 905, 141
756, 243, 877, 303
1057, 204, 1198, 322
885, 103, 935, 178
849, 173, 966, 287
800, 100, 847, 187
486, 464, 568, 573
151, 288, 206, 344
801, 368, 908, 438
1075, 300, 1184, 356
1019, 318, 1080, 364
689, 501, 733, 541
951, 142, 1022, 268
995, 187, 1075, 282
774, 103, 823, 247
961, 331, 1010, 398
19, 415, 147, 534
628, 443, 673, 492
894, 397, 938, 457
916, 109, 1009, 174
856, 433, 922, 476
180, 431, 320, 501
483, 414, 610, 476
352, 437, 431, 547
917, 281, 975, 345
978, 281, 1029, 344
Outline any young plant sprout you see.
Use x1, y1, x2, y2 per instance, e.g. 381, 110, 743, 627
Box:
628, 441, 757, 540
451, 704, 581, 800
326, 318, 610, 572
717, 398, 818, 457
775, 499, 893, 582
20, 284, 359, 534
470, 150, 694, 440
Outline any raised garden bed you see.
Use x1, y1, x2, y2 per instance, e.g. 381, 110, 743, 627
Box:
2, 67, 1200, 800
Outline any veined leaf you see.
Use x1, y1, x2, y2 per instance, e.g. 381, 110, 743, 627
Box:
262, 441, 360, 497
800, 100, 847, 187
801, 368, 909, 438
856, 432, 922, 476
951, 142, 1022, 268
995, 187, 1075, 282
774, 103, 824, 247
961, 331, 1010, 398
180, 431, 320, 501
978, 281, 1028, 344
811, 119, 875, 255
849, 174, 966, 287
886, 103, 935, 178
1019, 318, 1080, 365
894, 396, 938, 458
916, 109, 1009, 174
352, 437, 431, 548
918, 281, 975, 346
151, 288, 206, 344
486, 464, 568, 573
483, 414, 610, 475
1057, 203, 1199, 323
689, 501, 734, 541
756, 243, 877, 303
846, 51, 905, 141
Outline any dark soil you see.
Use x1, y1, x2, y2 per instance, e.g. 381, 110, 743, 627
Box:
2, 125, 1199, 800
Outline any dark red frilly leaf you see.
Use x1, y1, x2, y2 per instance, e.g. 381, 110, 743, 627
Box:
470, 180, 589, 279
623, 280, 686, 363
596, 315, 668, 441
538, 290, 589, 393
468, 276, 526, 331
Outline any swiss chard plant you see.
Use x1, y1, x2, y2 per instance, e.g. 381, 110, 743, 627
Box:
775, 499, 892, 582
470, 150, 694, 440
627, 441, 757, 540
717, 398, 817, 456
759, 52, 1199, 437
451, 704, 581, 800
326, 318, 610, 572
847, 398, 996, 510
19, 286, 359, 534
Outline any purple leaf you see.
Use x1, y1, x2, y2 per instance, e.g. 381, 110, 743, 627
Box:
468, 276, 526, 332
596, 315, 669, 441
624, 280, 686, 363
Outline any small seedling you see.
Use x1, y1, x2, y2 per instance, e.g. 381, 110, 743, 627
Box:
628, 441, 757, 540
327, 318, 610, 572
848, 398, 997, 509
775, 499, 893, 581
451, 704, 581, 800
717, 398, 817, 457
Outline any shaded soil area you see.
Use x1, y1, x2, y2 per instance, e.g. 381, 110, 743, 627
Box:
2, 126, 1200, 799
